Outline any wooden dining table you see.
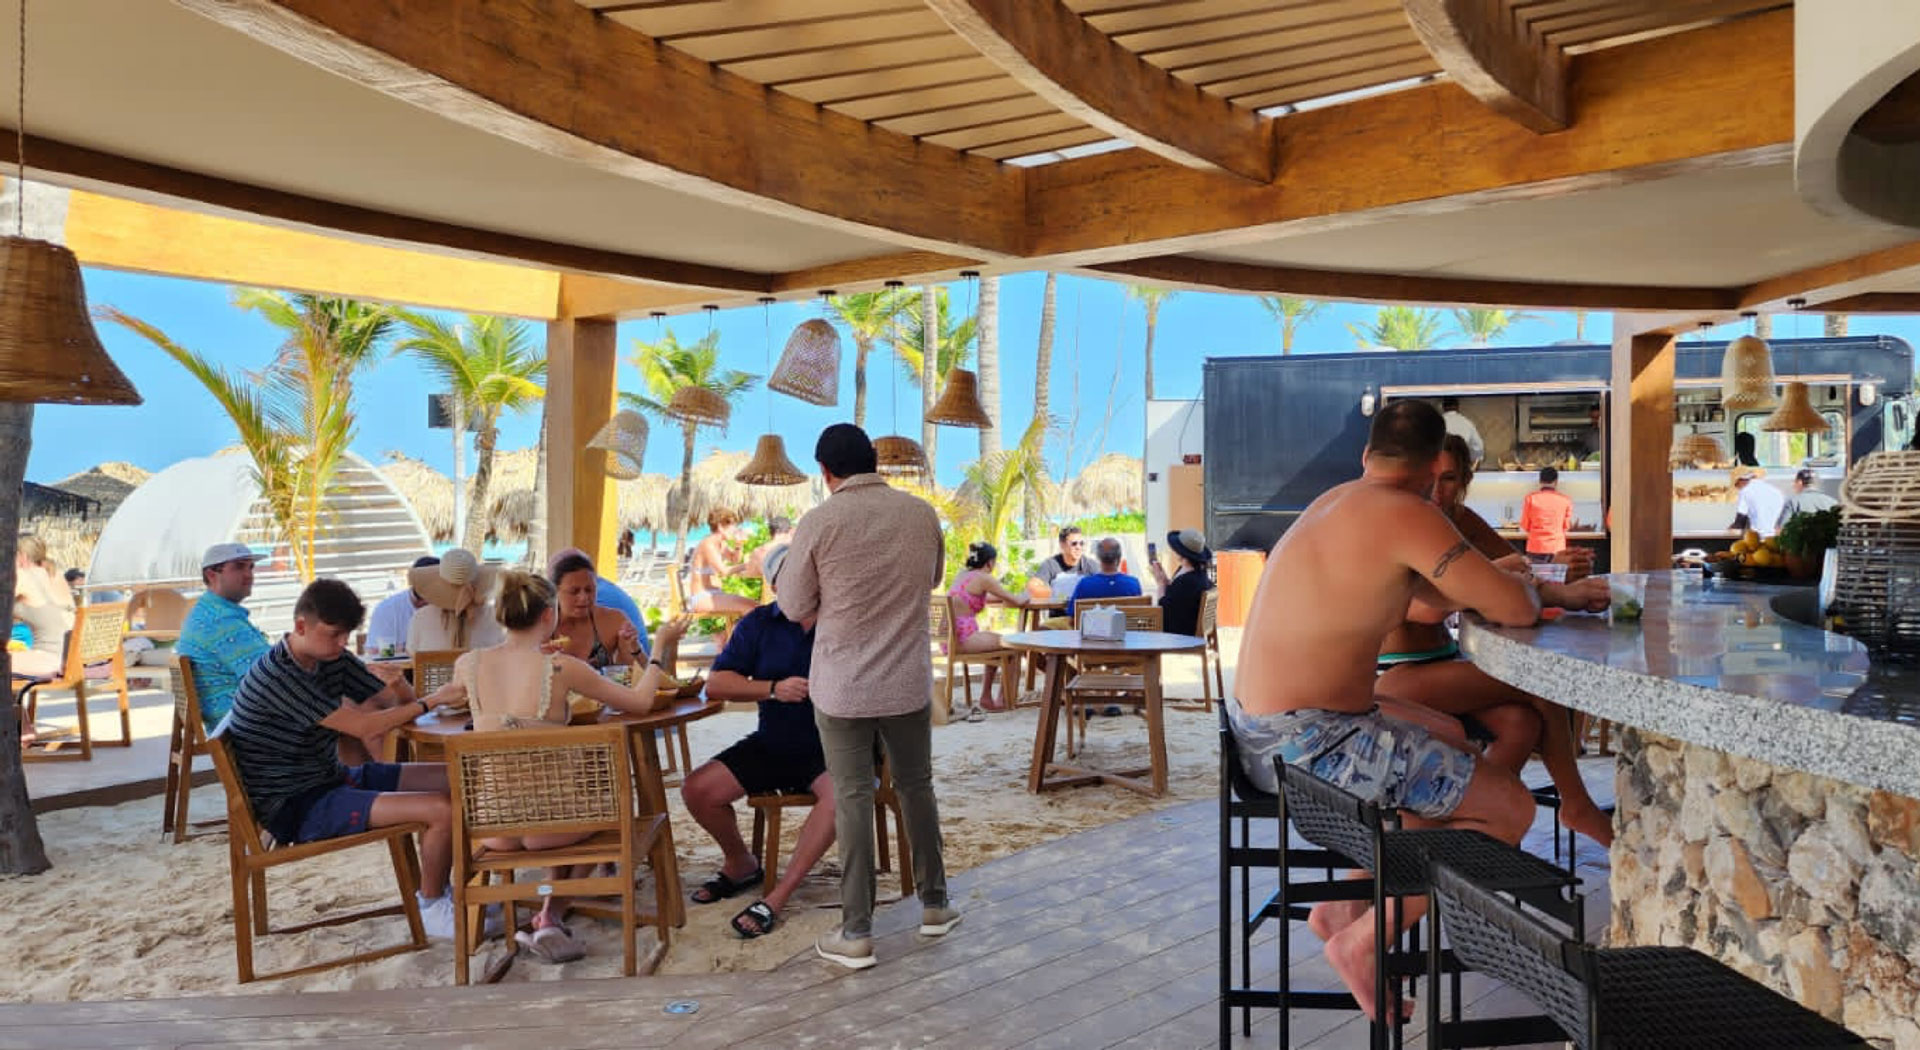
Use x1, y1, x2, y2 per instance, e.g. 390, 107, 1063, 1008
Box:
1003, 629, 1204, 798
402, 695, 723, 927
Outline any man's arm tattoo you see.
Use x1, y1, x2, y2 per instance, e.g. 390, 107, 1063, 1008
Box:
1432, 540, 1471, 579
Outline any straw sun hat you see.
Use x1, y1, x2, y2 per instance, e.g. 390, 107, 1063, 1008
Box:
407, 548, 500, 612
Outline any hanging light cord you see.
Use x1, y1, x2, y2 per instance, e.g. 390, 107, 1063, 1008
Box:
15, 0, 25, 238
763, 298, 773, 431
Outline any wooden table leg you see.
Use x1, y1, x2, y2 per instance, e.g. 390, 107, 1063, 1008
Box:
629, 726, 687, 928
1027, 654, 1067, 793
1145, 656, 1168, 797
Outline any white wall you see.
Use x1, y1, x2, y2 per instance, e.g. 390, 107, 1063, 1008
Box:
1145, 399, 1204, 543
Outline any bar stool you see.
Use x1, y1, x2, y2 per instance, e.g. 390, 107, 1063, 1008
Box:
1278, 761, 1582, 1050
1429, 861, 1868, 1049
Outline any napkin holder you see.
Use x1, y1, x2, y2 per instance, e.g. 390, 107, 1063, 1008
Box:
1080, 605, 1126, 641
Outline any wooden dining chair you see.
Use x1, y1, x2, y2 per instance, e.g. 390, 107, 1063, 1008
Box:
927, 595, 1020, 725
1171, 589, 1225, 713
18, 600, 135, 762
206, 734, 428, 982
1064, 604, 1163, 756
411, 649, 463, 697
749, 751, 913, 899
444, 723, 673, 983
162, 655, 225, 843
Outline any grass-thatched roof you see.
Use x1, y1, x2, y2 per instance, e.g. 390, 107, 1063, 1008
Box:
1063, 454, 1144, 517
20, 462, 153, 571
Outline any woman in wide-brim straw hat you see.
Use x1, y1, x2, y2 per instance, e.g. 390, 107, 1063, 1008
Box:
1149, 528, 1215, 638
407, 548, 506, 651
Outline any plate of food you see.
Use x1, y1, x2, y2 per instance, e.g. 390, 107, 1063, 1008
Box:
568, 693, 604, 724
655, 674, 706, 703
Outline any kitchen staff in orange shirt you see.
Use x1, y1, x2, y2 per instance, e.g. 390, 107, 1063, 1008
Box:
1520, 465, 1574, 559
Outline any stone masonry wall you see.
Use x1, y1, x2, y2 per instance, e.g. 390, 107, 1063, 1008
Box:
1613, 728, 1920, 1049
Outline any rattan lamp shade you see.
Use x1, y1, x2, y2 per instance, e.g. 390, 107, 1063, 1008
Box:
1670, 432, 1727, 470
874, 435, 930, 483
1833, 451, 1920, 657
664, 385, 729, 428
735, 434, 808, 486
586, 410, 648, 480
1719, 335, 1778, 411
768, 319, 841, 406
0, 237, 140, 405
1761, 381, 1832, 434
926, 367, 992, 428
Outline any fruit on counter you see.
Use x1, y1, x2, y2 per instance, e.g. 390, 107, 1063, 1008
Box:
1727, 530, 1786, 569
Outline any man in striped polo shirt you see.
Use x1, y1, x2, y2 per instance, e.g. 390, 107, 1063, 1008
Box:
221, 579, 462, 938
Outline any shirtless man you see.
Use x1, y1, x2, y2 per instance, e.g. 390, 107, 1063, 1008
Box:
1229, 400, 1607, 1023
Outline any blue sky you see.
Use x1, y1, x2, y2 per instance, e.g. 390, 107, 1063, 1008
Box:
27, 267, 1920, 488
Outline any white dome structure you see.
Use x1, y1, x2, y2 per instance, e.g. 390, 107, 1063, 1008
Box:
90, 451, 432, 636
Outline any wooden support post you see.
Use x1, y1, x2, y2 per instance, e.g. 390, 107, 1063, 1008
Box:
545, 317, 620, 571
1610, 321, 1678, 571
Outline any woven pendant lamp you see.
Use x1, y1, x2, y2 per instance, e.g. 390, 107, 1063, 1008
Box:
736, 433, 807, 486
926, 367, 992, 428
1719, 335, 1778, 411
768, 317, 841, 406
875, 434, 931, 483
664, 385, 729, 428
1762, 381, 1832, 434
1670, 430, 1727, 470
586, 409, 647, 480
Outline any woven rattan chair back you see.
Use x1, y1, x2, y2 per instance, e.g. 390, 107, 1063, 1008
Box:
411, 650, 463, 698
169, 654, 201, 737
1070, 596, 1156, 631
163, 654, 224, 842
1199, 588, 1220, 640
1430, 862, 1591, 1046
928, 594, 956, 647
70, 601, 129, 669
449, 724, 627, 837
1277, 761, 1382, 871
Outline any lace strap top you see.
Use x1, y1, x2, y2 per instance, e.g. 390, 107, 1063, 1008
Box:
463, 649, 567, 732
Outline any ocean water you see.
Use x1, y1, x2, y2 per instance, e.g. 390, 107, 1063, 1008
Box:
430, 526, 711, 565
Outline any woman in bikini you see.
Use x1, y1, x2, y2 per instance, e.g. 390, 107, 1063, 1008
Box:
548, 551, 653, 669
686, 510, 757, 619
426, 571, 689, 962
944, 542, 1027, 720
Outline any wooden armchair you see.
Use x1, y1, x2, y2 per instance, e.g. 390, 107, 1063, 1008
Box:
1065, 604, 1163, 756
927, 594, 1020, 725
162, 655, 225, 843
17, 600, 134, 761
206, 734, 427, 982
749, 752, 913, 900
444, 723, 673, 983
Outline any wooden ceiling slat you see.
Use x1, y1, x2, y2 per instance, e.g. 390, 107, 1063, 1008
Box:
1129, 12, 1414, 72
651, 9, 952, 64
815, 70, 1013, 111
1211, 45, 1438, 101
837, 81, 1032, 122
1172, 25, 1426, 84
775, 55, 993, 95
923, 112, 1090, 152
609, 0, 911, 40
881, 98, 1066, 139
1546, 0, 1785, 47
730, 35, 980, 85
1088, 0, 1359, 36
1229, 62, 1439, 109
1123, 3, 1411, 59
974, 127, 1119, 160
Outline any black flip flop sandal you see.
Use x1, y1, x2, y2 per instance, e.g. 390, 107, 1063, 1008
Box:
731, 900, 779, 939
690, 868, 763, 904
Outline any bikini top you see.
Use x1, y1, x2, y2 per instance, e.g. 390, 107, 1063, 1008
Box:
551, 610, 616, 670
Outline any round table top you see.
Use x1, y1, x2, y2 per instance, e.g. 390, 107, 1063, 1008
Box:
1021, 597, 1068, 611
404, 695, 724, 739
1002, 629, 1204, 654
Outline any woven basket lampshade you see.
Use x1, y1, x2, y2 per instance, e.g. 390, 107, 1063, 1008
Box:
1719, 335, 1778, 412
768, 319, 841, 406
874, 435, 930, 483
0, 237, 141, 405
664, 385, 730, 428
1670, 431, 1727, 470
926, 367, 993, 428
735, 434, 808, 486
585, 410, 648, 480
1761, 381, 1832, 434
1832, 451, 1920, 657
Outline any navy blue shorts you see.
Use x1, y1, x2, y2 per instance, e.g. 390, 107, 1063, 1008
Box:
291, 763, 404, 843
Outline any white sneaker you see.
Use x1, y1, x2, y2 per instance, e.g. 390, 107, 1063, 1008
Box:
415, 894, 504, 941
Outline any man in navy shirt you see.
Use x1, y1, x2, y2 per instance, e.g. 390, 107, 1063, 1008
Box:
678, 545, 829, 939
1067, 537, 1144, 617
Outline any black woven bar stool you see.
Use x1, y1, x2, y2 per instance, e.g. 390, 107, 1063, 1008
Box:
1429, 861, 1868, 1049
1278, 761, 1581, 1050
1217, 715, 1367, 1044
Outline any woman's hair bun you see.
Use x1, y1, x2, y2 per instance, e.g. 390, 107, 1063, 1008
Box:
964, 541, 998, 570
495, 570, 556, 631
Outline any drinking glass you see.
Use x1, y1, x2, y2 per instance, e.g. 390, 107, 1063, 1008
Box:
1607, 573, 1648, 622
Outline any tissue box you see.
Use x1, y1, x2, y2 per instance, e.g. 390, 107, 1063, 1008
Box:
1080, 605, 1126, 641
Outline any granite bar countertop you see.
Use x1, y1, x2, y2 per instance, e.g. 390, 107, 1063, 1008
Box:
1460, 574, 1920, 798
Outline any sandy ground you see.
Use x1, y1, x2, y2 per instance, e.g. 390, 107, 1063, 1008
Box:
0, 648, 1229, 1001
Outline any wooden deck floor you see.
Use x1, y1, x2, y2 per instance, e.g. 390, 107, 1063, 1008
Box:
0, 763, 1614, 1050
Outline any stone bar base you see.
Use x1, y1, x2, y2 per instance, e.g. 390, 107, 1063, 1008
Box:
1613, 729, 1920, 1049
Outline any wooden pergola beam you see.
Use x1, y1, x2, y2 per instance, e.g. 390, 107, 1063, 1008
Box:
1401, 0, 1568, 133
187, 0, 1025, 257
923, 0, 1276, 181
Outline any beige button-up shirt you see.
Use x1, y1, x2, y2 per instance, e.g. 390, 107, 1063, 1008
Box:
774, 473, 944, 719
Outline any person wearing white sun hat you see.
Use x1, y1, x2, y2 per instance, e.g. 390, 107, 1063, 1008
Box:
406, 548, 506, 653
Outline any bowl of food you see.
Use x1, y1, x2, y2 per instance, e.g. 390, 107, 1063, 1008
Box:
655, 674, 706, 703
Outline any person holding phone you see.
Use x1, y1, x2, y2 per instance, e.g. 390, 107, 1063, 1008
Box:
1149, 530, 1214, 637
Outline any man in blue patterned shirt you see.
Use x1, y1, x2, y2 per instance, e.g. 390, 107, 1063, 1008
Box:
175, 542, 271, 732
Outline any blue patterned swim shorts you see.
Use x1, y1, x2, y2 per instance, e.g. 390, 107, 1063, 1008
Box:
1227, 698, 1475, 819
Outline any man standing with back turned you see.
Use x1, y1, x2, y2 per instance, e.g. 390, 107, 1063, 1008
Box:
1229, 400, 1598, 1022
775, 423, 957, 970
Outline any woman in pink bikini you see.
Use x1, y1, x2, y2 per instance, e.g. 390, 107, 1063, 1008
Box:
945, 542, 1028, 720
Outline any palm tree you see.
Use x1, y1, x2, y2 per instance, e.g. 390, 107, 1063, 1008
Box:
1027, 272, 1058, 532
977, 275, 1002, 457
1448, 308, 1534, 347
894, 286, 980, 470
621, 328, 756, 557
0, 400, 50, 874
1257, 295, 1325, 354
823, 288, 913, 429
104, 292, 396, 581
959, 415, 1055, 551
1350, 306, 1446, 352
394, 312, 546, 551
1127, 285, 1178, 399
1572, 309, 1589, 342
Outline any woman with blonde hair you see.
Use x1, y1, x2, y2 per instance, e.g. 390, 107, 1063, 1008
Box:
424, 570, 689, 961
686, 510, 757, 618
12, 534, 74, 679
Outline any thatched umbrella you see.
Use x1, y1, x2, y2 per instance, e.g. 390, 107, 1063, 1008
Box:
686, 449, 825, 525
1063, 453, 1144, 518
618, 473, 674, 535
376, 454, 454, 543
18, 462, 153, 571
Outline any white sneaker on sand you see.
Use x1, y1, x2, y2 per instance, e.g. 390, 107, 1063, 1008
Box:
920, 906, 962, 937
415, 894, 504, 941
